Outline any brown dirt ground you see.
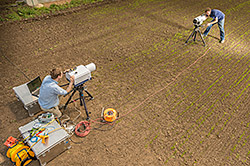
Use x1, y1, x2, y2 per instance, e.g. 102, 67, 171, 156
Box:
0, 0, 249, 165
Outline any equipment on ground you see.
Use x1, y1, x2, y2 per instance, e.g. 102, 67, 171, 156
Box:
13, 76, 42, 116
66, 63, 96, 87
101, 108, 119, 123
38, 112, 54, 123
6, 142, 35, 166
19, 118, 71, 166
75, 121, 91, 137
4, 136, 18, 147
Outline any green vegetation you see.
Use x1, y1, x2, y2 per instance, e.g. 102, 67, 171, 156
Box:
1, 0, 103, 22
6, 11, 21, 21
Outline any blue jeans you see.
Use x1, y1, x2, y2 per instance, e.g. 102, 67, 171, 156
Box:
203, 18, 225, 41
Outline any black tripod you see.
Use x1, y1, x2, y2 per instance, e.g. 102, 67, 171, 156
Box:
185, 25, 206, 47
63, 84, 94, 120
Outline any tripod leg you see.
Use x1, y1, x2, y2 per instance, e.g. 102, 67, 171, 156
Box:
193, 31, 197, 41
79, 90, 83, 106
64, 90, 77, 110
198, 29, 206, 46
84, 89, 94, 100
185, 30, 195, 44
80, 90, 90, 120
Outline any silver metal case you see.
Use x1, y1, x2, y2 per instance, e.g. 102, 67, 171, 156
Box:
19, 119, 71, 166
13, 83, 40, 116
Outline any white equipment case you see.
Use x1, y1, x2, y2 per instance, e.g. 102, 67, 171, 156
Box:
66, 63, 96, 87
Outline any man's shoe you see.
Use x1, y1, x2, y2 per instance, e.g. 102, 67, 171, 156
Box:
219, 40, 225, 43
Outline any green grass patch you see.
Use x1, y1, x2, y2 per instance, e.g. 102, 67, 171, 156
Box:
0, 16, 5, 21
1, 0, 103, 22
6, 10, 21, 20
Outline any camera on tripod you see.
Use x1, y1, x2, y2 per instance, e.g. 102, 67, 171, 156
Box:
64, 63, 96, 120
185, 14, 207, 47
193, 14, 207, 27
65, 63, 96, 87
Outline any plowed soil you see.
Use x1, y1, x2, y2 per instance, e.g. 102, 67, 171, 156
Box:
0, 0, 249, 165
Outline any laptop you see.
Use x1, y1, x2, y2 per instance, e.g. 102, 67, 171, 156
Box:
27, 76, 42, 97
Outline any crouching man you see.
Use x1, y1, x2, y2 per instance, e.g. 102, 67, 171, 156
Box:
38, 68, 74, 118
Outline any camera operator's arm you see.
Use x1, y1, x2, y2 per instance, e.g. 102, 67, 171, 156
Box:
66, 76, 75, 93
207, 17, 218, 26
63, 69, 70, 74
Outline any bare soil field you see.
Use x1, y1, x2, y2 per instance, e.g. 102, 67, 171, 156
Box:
0, 0, 249, 165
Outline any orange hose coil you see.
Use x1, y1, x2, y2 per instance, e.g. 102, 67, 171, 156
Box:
75, 121, 91, 137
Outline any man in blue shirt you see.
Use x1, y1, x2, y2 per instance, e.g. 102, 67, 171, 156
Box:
38, 68, 74, 117
203, 8, 225, 43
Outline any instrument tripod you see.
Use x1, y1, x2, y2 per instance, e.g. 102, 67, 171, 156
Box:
185, 25, 206, 47
63, 84, 94, 120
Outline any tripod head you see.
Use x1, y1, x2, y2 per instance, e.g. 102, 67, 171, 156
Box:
195, 24, 205, 28
63, 84, 87, 97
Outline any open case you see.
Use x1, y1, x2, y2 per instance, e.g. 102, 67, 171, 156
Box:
13, 76, 42, 116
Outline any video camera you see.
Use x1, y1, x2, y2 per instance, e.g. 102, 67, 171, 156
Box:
66, 63, 96, 87
193, 14, 207, 26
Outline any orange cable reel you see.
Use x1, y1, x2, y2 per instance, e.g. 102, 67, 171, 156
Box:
102, 108, 119, 123
6, 142, 35, 166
